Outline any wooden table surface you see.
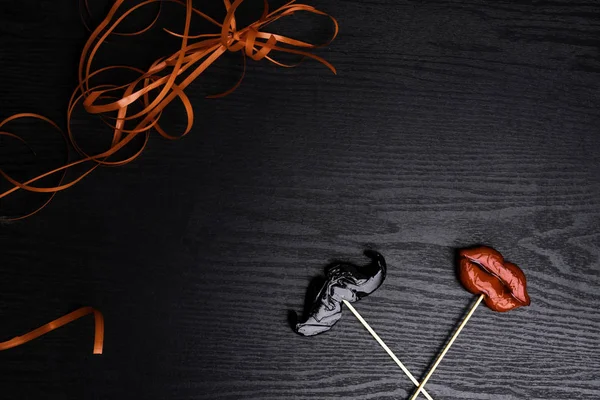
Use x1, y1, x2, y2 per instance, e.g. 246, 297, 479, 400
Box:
1, 1, 599, 399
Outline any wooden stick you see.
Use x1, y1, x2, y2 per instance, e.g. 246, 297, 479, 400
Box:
342, 300, 435, 400
408, 294, 485, 400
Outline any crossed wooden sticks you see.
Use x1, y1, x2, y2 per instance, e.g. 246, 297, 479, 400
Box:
295, 247, 531, 399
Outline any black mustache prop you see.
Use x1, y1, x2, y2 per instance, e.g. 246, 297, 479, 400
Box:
294, 250, 387, 336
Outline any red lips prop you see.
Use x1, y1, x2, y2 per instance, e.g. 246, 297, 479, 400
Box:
458, 246, 531, 312
409, 245, 531, 400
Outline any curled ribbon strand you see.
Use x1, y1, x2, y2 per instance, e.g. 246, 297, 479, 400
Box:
0, 307, 104, 354
0, 0, 338, 219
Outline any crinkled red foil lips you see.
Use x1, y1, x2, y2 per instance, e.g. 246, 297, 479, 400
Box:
459, 246, 530, 312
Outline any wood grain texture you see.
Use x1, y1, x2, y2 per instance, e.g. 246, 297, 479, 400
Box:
0, 0, 599, 399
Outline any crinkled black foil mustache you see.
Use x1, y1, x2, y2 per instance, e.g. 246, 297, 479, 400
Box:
294, 250, 387, 336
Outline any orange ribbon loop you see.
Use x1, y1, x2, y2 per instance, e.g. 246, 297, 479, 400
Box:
0, 307, 104, 354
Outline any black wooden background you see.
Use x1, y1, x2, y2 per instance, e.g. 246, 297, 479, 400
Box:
1, 0, 599, 399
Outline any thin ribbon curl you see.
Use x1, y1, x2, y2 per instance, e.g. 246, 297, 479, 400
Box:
0, 0, 338, 219
0, 307, 104, 354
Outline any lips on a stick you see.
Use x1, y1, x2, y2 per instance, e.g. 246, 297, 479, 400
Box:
459, 247, 530, 312
409, 246, 530, 400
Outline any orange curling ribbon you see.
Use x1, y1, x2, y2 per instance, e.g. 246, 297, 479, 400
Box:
0, 307, 104, 354
0, 0, 338, 219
